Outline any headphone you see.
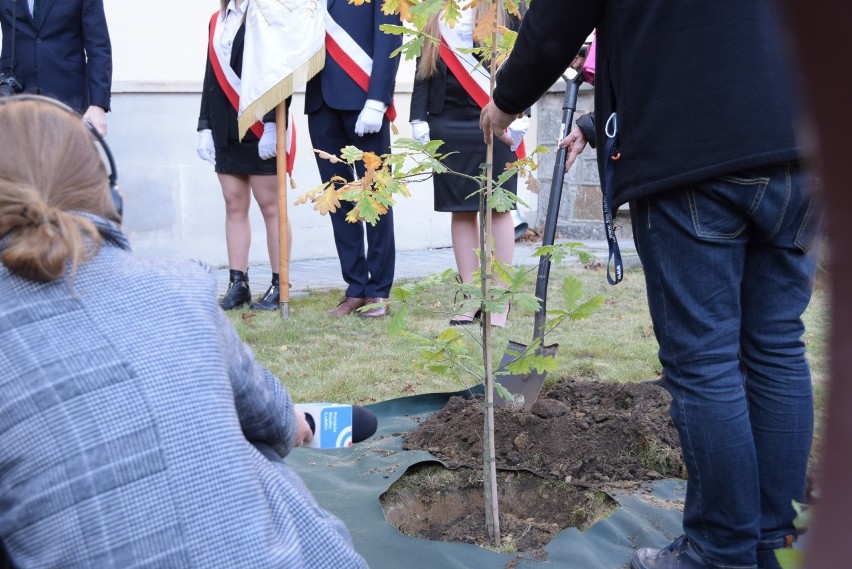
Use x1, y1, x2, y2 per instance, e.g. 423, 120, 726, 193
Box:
0, 94, 123, 221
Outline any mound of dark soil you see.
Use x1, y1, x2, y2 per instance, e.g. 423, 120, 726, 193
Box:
383, 378, 686, 552
404, 377, 685, 486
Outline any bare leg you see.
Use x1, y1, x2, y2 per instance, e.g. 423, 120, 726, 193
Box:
451, 212, 479, 283
249, 174, 282, 273
218, 173, 252, 272
450, 211, 515, 326
450, 212, 481, 322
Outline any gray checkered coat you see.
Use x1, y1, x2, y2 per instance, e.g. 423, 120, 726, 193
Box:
0, 215, 368, 568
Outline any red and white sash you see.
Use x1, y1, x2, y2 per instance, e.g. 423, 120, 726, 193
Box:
209, 11, 296, 174
438, 19, 525, 159
323, 12, 397, 122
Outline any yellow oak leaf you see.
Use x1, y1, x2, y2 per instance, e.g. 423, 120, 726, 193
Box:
472, 3, 497, 43
363, 151, 382, 170
389, 0, 415, 21
312, 187, 342, 215
348, 0, 370, 5
368, 195, 388, 216
346, 203, 364, 223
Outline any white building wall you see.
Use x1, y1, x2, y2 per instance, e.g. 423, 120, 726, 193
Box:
6, 1, 540, 266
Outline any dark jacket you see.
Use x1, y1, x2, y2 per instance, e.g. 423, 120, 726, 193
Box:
304, 0, 401, 113
0, 0, 112, 112
410, 59, 459, 120
198, 16, 274, 146
411, 15, 521, 121
493, 0, 804, 210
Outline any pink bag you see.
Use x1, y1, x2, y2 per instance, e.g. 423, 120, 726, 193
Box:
582, 34, 597, 85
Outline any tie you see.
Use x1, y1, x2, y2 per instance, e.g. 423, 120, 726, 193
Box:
32, 0, 46, 28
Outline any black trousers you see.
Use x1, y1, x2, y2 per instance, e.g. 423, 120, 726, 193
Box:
307, 103, 396, 298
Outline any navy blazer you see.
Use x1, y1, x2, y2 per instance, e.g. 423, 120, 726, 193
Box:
304, 0, 401, 113
0, 0, 112, 112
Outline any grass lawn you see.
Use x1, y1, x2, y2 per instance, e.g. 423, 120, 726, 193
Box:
227, 264, 829, 407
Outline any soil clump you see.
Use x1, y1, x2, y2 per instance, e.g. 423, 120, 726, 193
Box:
382, 377, 685, 553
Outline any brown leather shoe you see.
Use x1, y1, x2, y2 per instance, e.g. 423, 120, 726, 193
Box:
359, 297, 389, 319
326, 296, 366, 316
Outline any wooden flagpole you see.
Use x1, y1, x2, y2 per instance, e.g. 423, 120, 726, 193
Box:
276, 102, 290, 319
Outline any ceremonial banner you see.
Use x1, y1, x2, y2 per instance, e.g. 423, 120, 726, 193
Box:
238, 0, 326, 139
210, 11, 297, 174
438, 19, 525, 159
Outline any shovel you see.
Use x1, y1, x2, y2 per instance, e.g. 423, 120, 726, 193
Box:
496, 71, 584, 410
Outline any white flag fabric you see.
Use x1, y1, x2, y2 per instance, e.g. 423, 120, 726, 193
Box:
238, 0, 326, 139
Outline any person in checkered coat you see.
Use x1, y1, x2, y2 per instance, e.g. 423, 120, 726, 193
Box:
0, 96, 367, 568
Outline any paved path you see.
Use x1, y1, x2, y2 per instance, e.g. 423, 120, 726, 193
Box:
213, 239, 640, 297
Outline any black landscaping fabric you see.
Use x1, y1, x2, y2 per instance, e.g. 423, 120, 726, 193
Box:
288, 388, 685, 569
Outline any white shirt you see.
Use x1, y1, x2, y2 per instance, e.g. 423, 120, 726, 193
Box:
455, 8, 475, 48
218, 0, 248, 65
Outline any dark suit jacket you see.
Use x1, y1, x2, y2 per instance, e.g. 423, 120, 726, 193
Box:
0, 0, 112, 112
304, 0, 401, 113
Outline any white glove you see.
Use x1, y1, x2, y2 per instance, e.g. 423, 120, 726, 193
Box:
410, 120, 430, 144
354, 99, 387, 136
258, 122, 277, 160
196, 129, 216, 165
506, 116, 529, 152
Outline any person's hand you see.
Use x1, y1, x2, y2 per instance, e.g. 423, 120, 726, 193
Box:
354, 99, 386, 136
83, 105, 107, 137
559, 125, 588, 172
258, 122, 277, 160
410, 120, 430, 144
506, 116, 529, 152
480, 100, 520, 147
294, 409, 313, 447
196, 129, 216, 165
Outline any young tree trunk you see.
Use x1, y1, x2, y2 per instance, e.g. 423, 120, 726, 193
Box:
481, 2, 502, 546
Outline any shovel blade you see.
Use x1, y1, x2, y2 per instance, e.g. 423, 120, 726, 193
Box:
494, 340, 559, 411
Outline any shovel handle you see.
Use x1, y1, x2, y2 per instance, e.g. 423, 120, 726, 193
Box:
533, 73, 583, 342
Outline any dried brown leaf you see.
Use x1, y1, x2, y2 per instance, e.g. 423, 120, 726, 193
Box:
472, 3, 497, 43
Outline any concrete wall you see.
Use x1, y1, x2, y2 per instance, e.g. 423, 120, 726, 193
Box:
534, 80, 631, 242
108, 84, 542, 266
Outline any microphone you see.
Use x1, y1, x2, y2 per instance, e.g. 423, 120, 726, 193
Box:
295, 404, 378, 448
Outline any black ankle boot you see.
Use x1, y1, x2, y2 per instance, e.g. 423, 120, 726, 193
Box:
220, 269, 251, 310
250, 273, 280, 311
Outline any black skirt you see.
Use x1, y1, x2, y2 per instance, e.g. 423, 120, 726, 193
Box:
429, 74, 518, 212
214, 136, 277, 176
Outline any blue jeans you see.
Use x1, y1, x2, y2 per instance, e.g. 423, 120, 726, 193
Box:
632, 162, 822, 569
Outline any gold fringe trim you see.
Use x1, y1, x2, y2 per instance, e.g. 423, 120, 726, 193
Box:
238, 46, 326, 140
